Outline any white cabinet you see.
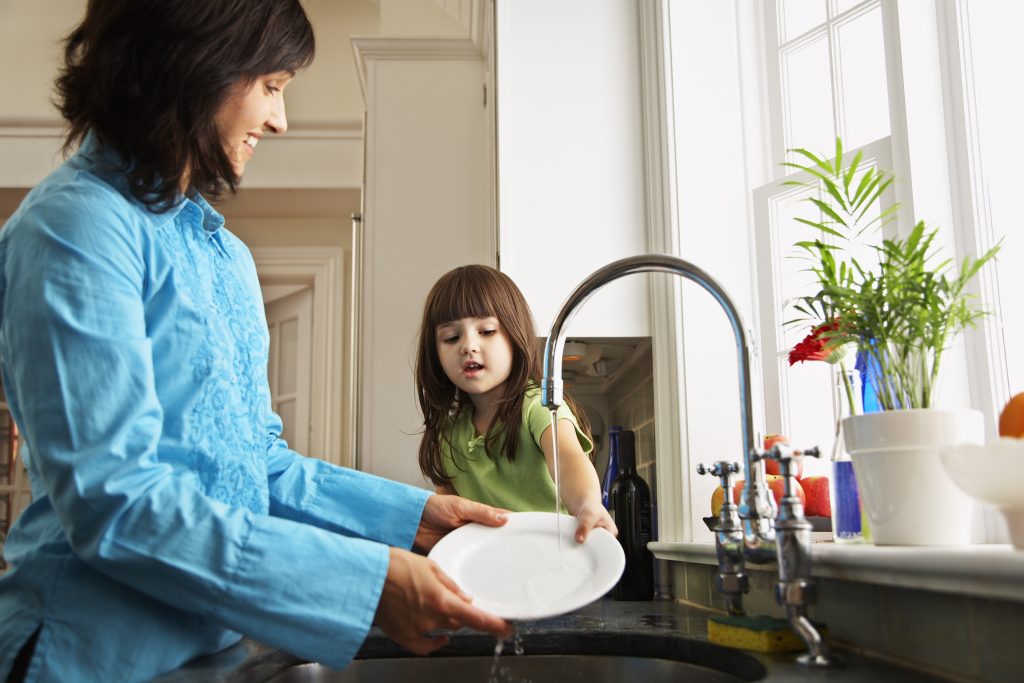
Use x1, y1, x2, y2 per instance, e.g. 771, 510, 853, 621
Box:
352, 0, 653, 485
495, 0, 650, 337
353, 37, 495, 486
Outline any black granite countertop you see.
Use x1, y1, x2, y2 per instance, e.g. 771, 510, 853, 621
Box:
152, 599, 948, 682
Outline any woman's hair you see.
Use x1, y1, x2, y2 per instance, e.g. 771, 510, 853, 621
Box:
416, 265, 591, 485
55, 0, 315, 211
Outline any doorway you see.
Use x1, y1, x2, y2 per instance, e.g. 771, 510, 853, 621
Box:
265, 285, 314, 455
252, 246, 349, 466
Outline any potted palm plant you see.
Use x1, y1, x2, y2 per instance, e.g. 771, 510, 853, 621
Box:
786, 139, 1000, 545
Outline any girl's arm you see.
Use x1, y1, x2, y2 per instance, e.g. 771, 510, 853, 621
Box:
540, 419, 618, 543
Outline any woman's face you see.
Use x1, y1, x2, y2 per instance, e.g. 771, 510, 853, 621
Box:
214, 71, 293, 179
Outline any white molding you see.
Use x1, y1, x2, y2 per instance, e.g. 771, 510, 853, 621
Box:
469, 0, 490, 56
879, 0, 917, 232
347, 214, 364, 473
0, 123, 65, 188
351, 37, 484, 103
0, 119, 363, 138
250, 246, 349, 468
736, 0, 772, 458
0, 120, 365, 190
935, 0, 1007, 438
641, 0, 689, 544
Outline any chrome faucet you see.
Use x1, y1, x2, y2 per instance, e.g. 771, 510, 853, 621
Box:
540, 254, 834, 667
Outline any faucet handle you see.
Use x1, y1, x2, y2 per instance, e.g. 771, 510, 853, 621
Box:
699, 461, 744, 534
697, 461, 740, 487
761, 444, 821, 502
759, 444, 821, 477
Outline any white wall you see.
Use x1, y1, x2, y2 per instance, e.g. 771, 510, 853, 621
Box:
667, 0, 762, 541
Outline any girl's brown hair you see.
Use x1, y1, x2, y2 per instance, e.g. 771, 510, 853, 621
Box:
416, 265, 591, 485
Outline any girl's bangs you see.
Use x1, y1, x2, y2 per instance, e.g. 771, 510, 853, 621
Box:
429, 273, 499, 328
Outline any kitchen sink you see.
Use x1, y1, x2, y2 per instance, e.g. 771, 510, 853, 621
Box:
266, 654, 749, 682
249, 631, 766, 683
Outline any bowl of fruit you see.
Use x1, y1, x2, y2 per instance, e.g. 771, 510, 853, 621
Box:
705, 435, 832, 533
940, 393, 1024, 549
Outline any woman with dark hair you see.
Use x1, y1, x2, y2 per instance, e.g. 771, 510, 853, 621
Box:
0, 1, 508, 681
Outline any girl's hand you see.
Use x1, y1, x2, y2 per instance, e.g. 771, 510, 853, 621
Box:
375, 547, 511, 655
573, 500, 618, 543
414, 494, 510, 552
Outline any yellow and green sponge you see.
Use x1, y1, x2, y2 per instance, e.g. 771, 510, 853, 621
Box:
707, 614, 828, 654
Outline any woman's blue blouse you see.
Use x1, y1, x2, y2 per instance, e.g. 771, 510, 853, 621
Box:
0, 137, 430, 682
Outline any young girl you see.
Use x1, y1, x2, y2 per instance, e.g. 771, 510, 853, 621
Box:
415, 265, 616, 543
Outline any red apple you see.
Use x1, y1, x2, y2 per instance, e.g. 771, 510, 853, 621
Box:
762, 433, 804, 479
801, 475, 831, 518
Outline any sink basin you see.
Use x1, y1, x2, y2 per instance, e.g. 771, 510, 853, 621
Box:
267, 655, 748, 682
251, 631, 765, 683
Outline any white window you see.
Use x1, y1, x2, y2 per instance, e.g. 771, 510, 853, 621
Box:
763, 0, 890, 162
750, 0, 894, 481
945, 0, 1024, 418
649, 0, 1022, 543
753, 137, 895, 478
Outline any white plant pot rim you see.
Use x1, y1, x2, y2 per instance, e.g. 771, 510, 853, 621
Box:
841, 408, 983, 546
843, 408, 983, 453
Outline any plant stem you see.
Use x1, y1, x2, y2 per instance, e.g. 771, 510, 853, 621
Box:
839, 359, 857, 416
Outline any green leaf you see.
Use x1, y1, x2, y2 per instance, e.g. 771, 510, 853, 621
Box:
809, 198, 849, 228
842, 150, 863, 193
793, 217, 846, 239
790, 148, 836, 175
781, 137, 1003, 410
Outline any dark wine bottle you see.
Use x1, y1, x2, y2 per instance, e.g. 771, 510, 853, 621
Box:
600, 426, 623, 509
608, 429, 654, 600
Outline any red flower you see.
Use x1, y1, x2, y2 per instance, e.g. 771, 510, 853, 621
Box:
788, 320, 844, 366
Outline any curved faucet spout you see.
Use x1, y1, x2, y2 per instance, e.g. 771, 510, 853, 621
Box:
540, 255, 832, 667
541, 254, 755, 468
540, 254, 775, 542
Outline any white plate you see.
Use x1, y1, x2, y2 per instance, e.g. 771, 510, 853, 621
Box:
428, 511, 625, 621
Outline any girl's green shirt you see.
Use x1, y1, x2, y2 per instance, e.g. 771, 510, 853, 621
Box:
441, 387, 593, 512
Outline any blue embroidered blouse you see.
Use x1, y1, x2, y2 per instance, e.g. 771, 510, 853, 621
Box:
0, 137, 430, 682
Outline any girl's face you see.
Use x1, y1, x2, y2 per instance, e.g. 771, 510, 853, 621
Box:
214, 71, 293, 179
435, 316, 515, 404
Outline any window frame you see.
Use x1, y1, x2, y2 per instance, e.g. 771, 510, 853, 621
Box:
644, 0, 1015, 546
752, 136, 896, 450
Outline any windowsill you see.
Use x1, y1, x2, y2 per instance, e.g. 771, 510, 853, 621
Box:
649, 540, 1024, 603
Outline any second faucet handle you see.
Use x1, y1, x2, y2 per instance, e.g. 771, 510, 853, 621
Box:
698, 461, 743, 531
696, 461, 740, 488
758, 444, 821, 482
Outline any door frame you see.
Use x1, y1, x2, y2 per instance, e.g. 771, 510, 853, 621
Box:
251, 246, 349, 467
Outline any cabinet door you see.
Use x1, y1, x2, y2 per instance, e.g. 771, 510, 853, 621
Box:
496, 0, 650, 337
354, 38, 495, 486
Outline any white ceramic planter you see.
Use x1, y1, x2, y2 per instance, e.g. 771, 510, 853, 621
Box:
842, 409, 983, 546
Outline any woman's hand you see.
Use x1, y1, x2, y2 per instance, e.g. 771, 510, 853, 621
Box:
572, 498, 618, 543
374, 547, 511, 655
413, 494, 509, 552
